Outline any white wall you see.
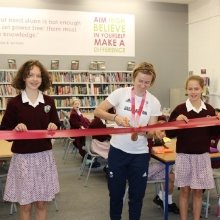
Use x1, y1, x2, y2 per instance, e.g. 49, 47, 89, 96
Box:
0, 0, 188, 108
188, 0, 220, 107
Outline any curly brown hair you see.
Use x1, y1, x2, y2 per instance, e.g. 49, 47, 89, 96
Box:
132, 62, 156, 85
12, 60, 51, 92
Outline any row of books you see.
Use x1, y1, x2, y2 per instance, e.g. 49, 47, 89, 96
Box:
47, 84, 132, 96
89, 72, 132, 83
0, 97, 11, 109
0, 83, 132, 97
0, 85, 17, 96
50, 72, 89, 83
0, 71, 16, 83
0, 70, 132, 84
0, 95, 105, 110
47, 85, 88, 96
49, 71, 132, 83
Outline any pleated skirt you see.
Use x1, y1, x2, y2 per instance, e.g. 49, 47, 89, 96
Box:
175, 153, 214, 189
4, 150, 59, 205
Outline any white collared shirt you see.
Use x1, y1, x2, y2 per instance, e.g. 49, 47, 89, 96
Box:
186, 98, 206, 113
21, 90, 44, 107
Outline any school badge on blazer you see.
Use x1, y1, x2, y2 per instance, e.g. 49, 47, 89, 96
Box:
44, 105, 51, 113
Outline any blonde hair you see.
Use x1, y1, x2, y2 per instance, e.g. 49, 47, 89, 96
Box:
72, 98, 81, 105
132, 62, 156, 84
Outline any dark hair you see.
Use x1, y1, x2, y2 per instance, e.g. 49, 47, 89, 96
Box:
132, 62, 156, 85
12, 60, 51, 92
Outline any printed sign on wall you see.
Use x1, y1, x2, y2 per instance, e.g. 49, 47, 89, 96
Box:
0, 7, 135, 56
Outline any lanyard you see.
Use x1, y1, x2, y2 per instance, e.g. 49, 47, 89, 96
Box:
131, 87, 147, 127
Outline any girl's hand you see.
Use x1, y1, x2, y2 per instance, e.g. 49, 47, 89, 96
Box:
47, 123, 58, 130
155, 130, 166, 140
217, 112, 220, 120
14, 123, 27, 131
176, 114, 189, 123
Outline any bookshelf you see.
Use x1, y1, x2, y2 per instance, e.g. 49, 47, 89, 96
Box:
0, 69, 133, 120
0, 70, 17, 117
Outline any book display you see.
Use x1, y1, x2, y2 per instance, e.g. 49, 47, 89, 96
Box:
71, 60, 79, 70
51, 60, 59, 70
89, 61, 98, 70
89, 61, 106, 71
0, 69, 132, 120
47, 70, 132, 119
8, 59, 17, 69
97, 61, 106, 70
0, 70, 17, 120
127, 61, 136, 71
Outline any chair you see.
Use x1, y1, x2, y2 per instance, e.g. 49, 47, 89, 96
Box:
90, 139, 110, 160
62, 117, 77, 162
0, 172, 7, 200
0, 160, 10, 201
123, 179, 165, 205
0, 160, 18, 215
203, 170, 220, 218
79, 136, 107, 187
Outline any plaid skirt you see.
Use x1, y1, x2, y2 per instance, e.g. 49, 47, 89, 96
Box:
175, 153, 214, 189
148, 160, 174, 181
4, 150, 59, 205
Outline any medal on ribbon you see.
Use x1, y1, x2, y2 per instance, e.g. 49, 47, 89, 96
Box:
130, 88, 146, 141
131, 132, 138, 141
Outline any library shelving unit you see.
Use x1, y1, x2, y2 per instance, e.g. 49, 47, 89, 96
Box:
0, 69, 17, 121
48, 70, 133, 119
0, 69, 133, 121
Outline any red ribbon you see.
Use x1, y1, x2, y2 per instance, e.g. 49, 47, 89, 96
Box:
0, 116, 219, 140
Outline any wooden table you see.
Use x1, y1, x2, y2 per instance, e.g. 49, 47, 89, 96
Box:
151, 140, 220, 220
0, 140, 13, 159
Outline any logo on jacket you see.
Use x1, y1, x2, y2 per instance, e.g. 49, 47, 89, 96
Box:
44, 105, 51, 113
142, 172, 147, 177
109, 171, 114, 178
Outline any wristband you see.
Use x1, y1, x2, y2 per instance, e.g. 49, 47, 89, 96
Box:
113, 114, 118, 121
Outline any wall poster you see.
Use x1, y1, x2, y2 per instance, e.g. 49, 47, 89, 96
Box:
0, 7, 135, 57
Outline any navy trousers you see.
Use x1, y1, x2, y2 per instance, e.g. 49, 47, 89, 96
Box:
108, 146, 150, 220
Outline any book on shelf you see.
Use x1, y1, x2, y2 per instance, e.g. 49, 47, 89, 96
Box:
0, 71, 16, 83
127, 61, 135, 71
1, 97, 12, 109
8, 59, 17, 69
71, 60, 79, 70
89, 61, 98, 70
97, 61, 106, 70
0, 84, 16, 96
51, 60, 59, 70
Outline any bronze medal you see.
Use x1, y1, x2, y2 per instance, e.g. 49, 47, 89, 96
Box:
131, 88, 147, 142
131, 133, 138, 141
